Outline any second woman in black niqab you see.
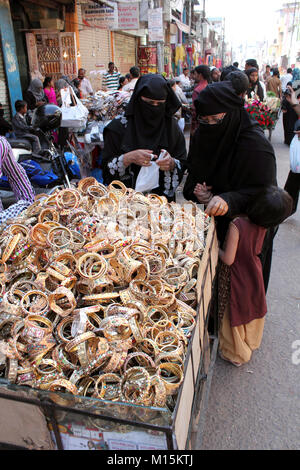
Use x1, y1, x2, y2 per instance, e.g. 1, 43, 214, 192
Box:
183, 80, 278, 291
102, 74, 187, 200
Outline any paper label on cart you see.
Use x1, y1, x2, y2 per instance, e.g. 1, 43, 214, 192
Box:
49, 423, 168, 450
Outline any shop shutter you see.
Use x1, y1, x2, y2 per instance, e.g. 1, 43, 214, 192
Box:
77, 0, 111, 92
0, 44, 10, 119
113, 33, 137, 76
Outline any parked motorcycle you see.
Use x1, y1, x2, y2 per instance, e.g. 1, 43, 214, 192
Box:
0, 104, 81, 209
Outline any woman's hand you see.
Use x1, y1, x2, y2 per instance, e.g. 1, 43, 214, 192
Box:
205, 195, 229, 217
156, 153, 176, 172
193, 183, 213, 204
123, 150, 154, 168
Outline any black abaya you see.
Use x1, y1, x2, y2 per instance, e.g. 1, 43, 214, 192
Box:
183, 81, 278, 291
102, 74, 187, 200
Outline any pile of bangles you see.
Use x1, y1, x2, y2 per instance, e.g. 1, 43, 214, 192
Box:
0, 179, 211, 410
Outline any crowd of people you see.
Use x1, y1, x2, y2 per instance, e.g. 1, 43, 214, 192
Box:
0, 58, 299, 370
101, 60, 299, 368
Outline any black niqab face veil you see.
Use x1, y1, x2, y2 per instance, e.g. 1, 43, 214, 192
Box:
122, 74, 181, 154
186, 80, 268, 194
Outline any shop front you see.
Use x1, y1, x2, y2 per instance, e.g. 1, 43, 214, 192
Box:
113, 31, 137, 76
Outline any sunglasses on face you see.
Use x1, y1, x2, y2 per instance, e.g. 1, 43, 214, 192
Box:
197, 113, 226, 125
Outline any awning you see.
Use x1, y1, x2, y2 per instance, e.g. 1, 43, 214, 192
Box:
174, 19, 190, 34
20, 0, 75, 8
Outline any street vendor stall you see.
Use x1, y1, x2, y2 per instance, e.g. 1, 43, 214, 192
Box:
67, 90, 131, 182
0, 179, 219, 450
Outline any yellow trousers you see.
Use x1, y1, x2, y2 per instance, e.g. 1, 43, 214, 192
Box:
219, 305, 265, 364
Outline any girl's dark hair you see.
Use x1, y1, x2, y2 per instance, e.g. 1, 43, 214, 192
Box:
247, 186, 293, 228
43, 76, 52, 88
224, 71, 249, 95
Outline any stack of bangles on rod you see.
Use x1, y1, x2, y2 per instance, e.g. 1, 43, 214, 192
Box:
0, 179, 210, 411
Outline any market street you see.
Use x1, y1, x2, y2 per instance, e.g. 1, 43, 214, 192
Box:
193, 116, 300, 451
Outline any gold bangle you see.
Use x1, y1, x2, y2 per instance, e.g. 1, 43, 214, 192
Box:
93, 373, 121, 401
27, 333, 56, 364
47, 378, 78, 395
121, 367, 151, 404
2, 233, 21, 263
77, 253, 107, 280
20, 290, 49, 316
157, 363, 184, 395
123, 352, 156, 373
65, 331, 97, 354
49, 286, 76, 317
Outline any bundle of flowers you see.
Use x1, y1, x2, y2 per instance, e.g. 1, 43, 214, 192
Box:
244, 99, 275, 130
265, 93, 281, 113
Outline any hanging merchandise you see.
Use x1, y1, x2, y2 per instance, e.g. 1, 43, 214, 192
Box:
138, 46, 157, 75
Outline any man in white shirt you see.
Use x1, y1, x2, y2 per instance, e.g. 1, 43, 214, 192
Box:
122, 66, 140, 94
178, 68, 191, 88
281, 68, 294, 92
78, 68, 93, 98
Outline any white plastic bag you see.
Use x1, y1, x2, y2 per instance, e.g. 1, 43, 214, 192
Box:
135, 151, 166, 193
290, 135, 300, 173
60, 86, 89, 128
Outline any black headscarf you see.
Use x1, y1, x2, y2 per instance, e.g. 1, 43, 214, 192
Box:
184, 81, 276, 200
245, 68, 264, 101
121, 74, 181, 154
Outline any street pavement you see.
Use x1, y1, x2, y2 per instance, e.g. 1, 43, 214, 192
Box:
190, 116, 300, 450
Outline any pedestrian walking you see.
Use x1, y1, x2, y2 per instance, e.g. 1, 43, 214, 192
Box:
102, 62, 121, 92
23, 79, 48, 111
178, 67, 191, 88
218, 186, 292, 367
281, 68, 293, 92
77, 68, 93, 98
244, 59, 259, 72
262, 65, 272, 86
190, 65, 211, 137
43, 76, 58, 105
211, 67, 221, 83
245, 68, 266, 101
118, 76, 129, 90
102, 74, 186, 201
282, 83, 300, 146
169, 78, 188, 132
183, 80, 277, 292
122, 66, 140, 94
284, 120, 300, 215
266, 68, 282, 99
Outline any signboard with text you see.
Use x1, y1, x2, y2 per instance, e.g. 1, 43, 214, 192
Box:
81, 2, 118, 29
148, 8, 164, 42
118, 2, 139, 30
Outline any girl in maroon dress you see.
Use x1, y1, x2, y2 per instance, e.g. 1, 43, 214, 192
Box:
218, 186, 292, 367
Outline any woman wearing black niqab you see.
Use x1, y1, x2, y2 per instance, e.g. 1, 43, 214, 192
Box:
102, 74, 187, 200
183, 80, 278, 291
